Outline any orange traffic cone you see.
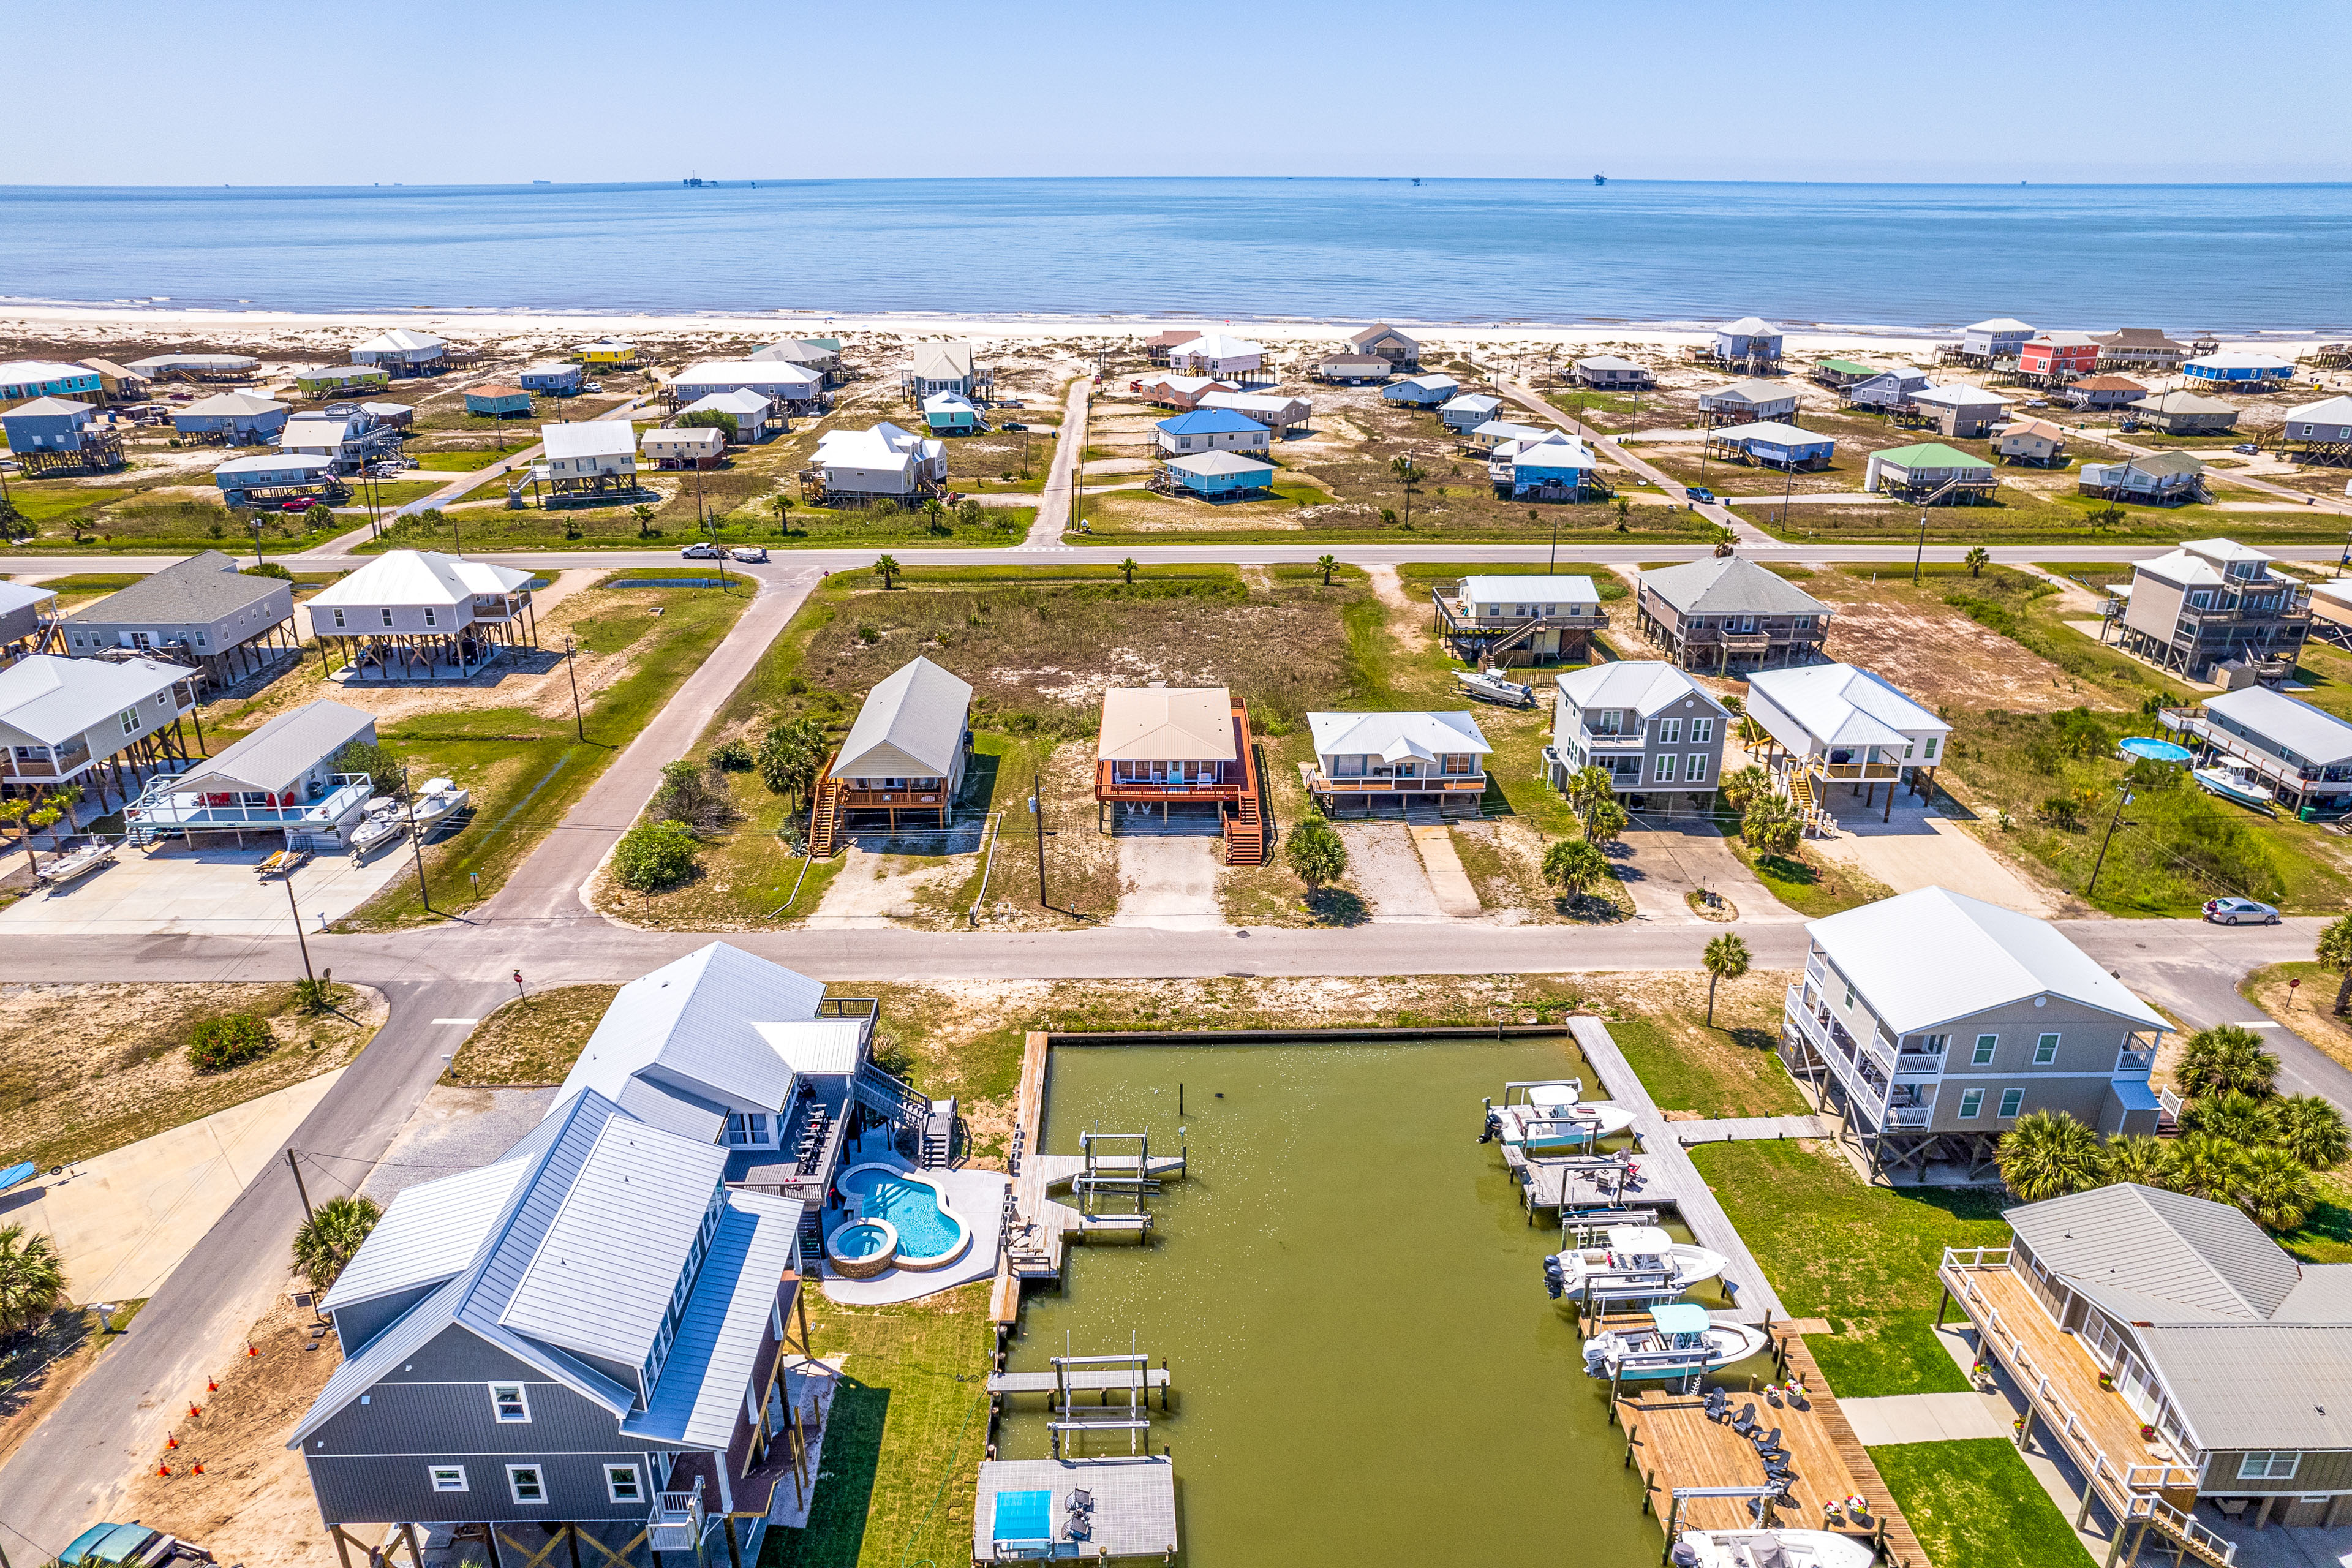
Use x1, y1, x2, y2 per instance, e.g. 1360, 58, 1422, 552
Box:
188, 1403, 203, 1419
157, 1462, 172, 1477
207, 1378, 219, 1392
192, 1461, 205, 1474
166, 1434, 178, 1449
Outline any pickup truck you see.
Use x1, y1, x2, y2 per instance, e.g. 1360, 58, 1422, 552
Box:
59, 1523, 212, 1568
1684, 485, 1716, 504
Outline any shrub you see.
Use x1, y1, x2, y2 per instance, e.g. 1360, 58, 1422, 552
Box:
1740, 794, 1802, 856
293, 968, 345, 1015
189, 1012, 275, 1072
710, 739, 755, 772
1285, 816, 1348, 891
651, 758, 731, 832
334, 739, 405, 797
243, 560, 293, 580
612, 819, 699, 891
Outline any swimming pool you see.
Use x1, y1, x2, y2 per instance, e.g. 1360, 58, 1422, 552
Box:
837, 1163, 971, 1270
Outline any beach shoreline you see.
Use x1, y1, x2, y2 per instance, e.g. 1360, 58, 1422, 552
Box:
0, 301, 2335, 361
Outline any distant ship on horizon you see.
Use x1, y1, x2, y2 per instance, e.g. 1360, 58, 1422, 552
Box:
1594, 175, 1607, 186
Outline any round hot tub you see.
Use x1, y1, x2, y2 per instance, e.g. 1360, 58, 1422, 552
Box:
826, 1218, 899, 1279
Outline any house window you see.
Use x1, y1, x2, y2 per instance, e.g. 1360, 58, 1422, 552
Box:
1686, 754, 1709, 782
424, 608, 437, 627
429, 1465, 469, 1493
1842, 984, 1855, 1010
1958, 1089, 1986, 1119
1999, 1088, 2026, 1118
1691, 718, 1714, 744
1654, 753, 1678, 782
2240, 1452, 2301, 1480
725, 1112, 772, 1147
1333, 755, 1366, 777
333, 609, 346, 628
2034, 1033, 2060, 1065
1924, 737, 1939, 760
1442, 753, 1476, 775
119, 707, 140, 735
490, 1383, 530, 1422
1659, 718, 1682, 744
194, 633, 206, 647
381, 609, 394, 627
1973, 1034, 1997, 1065
1918, 1034, 1949, 1057
507, 1466, 548, 1504
605, 1464, 644, 1503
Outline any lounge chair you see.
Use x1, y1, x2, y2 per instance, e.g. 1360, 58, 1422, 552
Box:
1752, 1427, 1781, 1452
1732, 1403, 1760, 1436
1703, 1388, 1731, 1422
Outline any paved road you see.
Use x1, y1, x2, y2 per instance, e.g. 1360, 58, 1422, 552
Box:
1022, 378, 1088, 548
1498, 376, 1775, 546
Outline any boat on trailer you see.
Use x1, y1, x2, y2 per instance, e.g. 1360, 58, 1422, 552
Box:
1483, 1082, 1636, 1153
409, 777, 470, 836
2191, 761, 2275, 813
1583, 1303, 1768, 1381
347, 799, 408, 857
1455, 666, 1537, 708
35, 839, 116, 887
1672, 1529, 1877, 1568
1545, 1224, 1728, 1303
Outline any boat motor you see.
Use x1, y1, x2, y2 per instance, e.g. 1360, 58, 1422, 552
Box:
1479, 1098, 1499, 1144
1542, 1256, 1566, 1299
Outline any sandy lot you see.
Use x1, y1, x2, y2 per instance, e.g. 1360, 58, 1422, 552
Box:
1813, 578, 2082, 714
1109, 835, 1223, 929
1338, 821, 1446, 921
806, 840, 976, 929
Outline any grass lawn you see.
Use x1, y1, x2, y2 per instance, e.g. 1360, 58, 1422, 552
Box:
1393, 559, 1631, 600
1872, 1439, 2095, 1568
1610, 1012, 1808, 1118
1, 481, 350, 555
445, 986, 622, 1085
1689, 1140, 2011, 1396
1724, 834, 1890, 918
758, 1285, 995, 1568
355, 496, 1033, 553
335, 576, 752, 926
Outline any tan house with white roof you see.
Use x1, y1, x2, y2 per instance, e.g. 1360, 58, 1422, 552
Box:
1093, 686, 1262, 863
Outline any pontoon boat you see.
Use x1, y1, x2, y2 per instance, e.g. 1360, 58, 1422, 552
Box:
1583, 1303, 1768, 1381
1545, 1225, 1728, 1303
1483, 1083, 1637, 1153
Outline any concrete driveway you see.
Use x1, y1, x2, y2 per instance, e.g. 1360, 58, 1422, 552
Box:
1810, 791, 2060, 916
1615, 818, 1804, 924
0, 1069, 342, 1304
1109, 834, 1223, 930
0, 840, 413, 937
1339, 821, 1446, 922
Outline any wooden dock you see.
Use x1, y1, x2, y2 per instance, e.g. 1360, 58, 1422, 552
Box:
1615, 1334, 1925, 1566
992, 1031, 1053, 1323
987, 1366, 1171, 1397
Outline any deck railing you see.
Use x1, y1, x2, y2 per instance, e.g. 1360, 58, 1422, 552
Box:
1940, 1253, 2234, 1566
1305, 769, 1485, 794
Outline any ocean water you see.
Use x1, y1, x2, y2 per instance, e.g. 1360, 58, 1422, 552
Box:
2, 178, 2347, 331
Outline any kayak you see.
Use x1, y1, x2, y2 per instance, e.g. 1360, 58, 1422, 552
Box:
0, 1161, 38, 1195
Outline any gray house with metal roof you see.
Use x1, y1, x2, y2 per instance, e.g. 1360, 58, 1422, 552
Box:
1633, 555, 1831, 673
2160, 685, 2352, 816
1945, 1182, 2352, 1532
290, 1085, 816, 1568
62, 550, 296, 685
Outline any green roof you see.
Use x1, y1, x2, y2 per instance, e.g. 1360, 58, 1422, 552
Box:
1874, 442, 1987, 469
1818, 358, 1879, 376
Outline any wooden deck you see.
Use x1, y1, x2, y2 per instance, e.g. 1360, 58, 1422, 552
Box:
992, 1031, 1052, 1323
1616, 1335, 1923, 1564
1941, 1257, 2225, 1564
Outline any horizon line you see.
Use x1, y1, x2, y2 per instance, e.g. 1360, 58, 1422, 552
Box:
4, 175, 2351, 193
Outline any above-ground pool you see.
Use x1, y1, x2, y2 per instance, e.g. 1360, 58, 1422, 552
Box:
826, 1218, 899, 1279
836, 1163, 971, 1271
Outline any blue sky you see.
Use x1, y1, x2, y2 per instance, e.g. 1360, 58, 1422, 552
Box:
16, 0, 2350, 186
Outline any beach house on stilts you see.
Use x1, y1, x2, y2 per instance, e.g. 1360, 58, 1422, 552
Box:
1093, 686, 1263, 864
805, 657, 974, 856
304, 551, 539, 680
0, 654, 205, 812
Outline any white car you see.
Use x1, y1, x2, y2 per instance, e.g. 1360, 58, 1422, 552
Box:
679, 541, 725, 559
2203, 897, 2280, 926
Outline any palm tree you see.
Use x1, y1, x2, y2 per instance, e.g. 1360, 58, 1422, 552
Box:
1741, 793, 1803, 857
2101, 1133, 2171, 1187
1542, 838, 1611, 908
1717, 764, 1771, 814
921, 497, 947, 535
1565, 766, 1616, 832
2179, 1089, 2279, 1147
1118, 557, 1138, 586
1964, 546, 1991, 578
1702, 933, 1750, 1025
1284, 816, 1348, 898
0, 1224, 67, 1338
2275, 1093, 2351, 1171
2162, 1131, 2253, 1204
2237, 1145, 2318, 1232
874, 554, 902, 590
2176, 1025, 2278, 1099
632, 503, 657, 538
1585, 796, 1630, 845
2320, 913, 2352, 1016
1996, 1111, 2104, 1203
292, 1196, 382, 1293
1316, 554, 1338, 586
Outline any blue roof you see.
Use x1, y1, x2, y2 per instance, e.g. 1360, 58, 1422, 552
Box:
1157, 409, 1262, 436
1650, 1303, 1711, 1335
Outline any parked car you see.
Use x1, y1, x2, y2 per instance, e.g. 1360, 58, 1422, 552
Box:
729, 545, 769, 563
2203, 897, 2280, 926
583, 381, 604, 393
1001, 421, 1028, 432
1684, 486, 1715, 504
679, 541, 725, 559
59, 1523, 211, 1568
280, 497, 317, 511
2233, 443, 2261, 455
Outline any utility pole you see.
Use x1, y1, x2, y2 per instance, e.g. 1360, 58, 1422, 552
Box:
1031, 777, 1050, 908
286, 869, 315, 982
564, 633, 584, 741
287, 1147, 314, 1223
403, 761, 432, 913
2086, 788, 2135, 899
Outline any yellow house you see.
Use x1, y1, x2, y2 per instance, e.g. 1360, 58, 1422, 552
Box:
575, 339, 637, 366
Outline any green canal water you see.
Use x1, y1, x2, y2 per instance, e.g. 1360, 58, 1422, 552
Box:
1001, 1037, 1677, 1567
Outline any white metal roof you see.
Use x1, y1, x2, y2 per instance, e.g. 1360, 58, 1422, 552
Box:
1098, 687, 1235, 761
2187, 352, 2295, 371
674, 360, 820, 390
0, 581, 57, 614
642, 425, 725, 449
1912, 382, 2012, 408
2130, 390, 2237, 415
1439, 393, 1503, 413
1575, 355, 1645, 371
215, 453, 336, 478
921, 391, 980, 416
2008, 1185, 2304, 1323
1167, 334, 1263, 360
177, 391, 284, 417
1306, 710, 1490, 763
2203, 685, 2352, 767
1700, 379, 1793, 404
620, 1187, 804, 1447
1555, 660, 1724, 718
306, 549, 533, 611
554, 941, 832, 1117
1467, 420, 1549, 445
908, 342, 974, 380
1719, 317, 1778, 336
1965, 317, 2035, 333
1163, 449, 1273, 477
1807, 886, 2166, 1035
541, 421, 639, 461
354, 328, 444, 353
815, 421, 939, 471
837, 655, 973, 779
1458, 574, 1600, 607
750, 1019, 868, 1077
281, 414, 362, 446
680, 390, 771, 418
317, 1158, 533, 1312
2179, 537, 2273, 564
2288, 394, 2352, 424
175, 699, 375, 796
0, 359, 90, 383
2, 396, 92, 419
1709, 421, 1830, 445
0, 654, 188, 746
1747, 662, 1947, 752
1494, 431, 1595, 467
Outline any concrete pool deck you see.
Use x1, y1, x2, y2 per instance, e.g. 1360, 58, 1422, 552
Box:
821, 1161, 1010, 1305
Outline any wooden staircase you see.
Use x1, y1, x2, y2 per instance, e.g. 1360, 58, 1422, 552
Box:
1223, 700, 1265, 866
805, 753, 845, 858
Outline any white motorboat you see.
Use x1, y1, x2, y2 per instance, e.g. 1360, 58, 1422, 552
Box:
34, 839, 116, 888
347, 799, 409, 856
1545, 1224, 1728, 1303
1583, 1303, 1770, 1381
1483, 1083, 1637, 1153
1455, 666, 1536, 707
409, 777, 470, 836
1672, 1529, 1877, 1568
2191, 763, 2275, 813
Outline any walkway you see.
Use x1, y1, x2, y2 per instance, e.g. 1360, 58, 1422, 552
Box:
1666, 1114, 1837, 1143
1497, 377, 1779, 548
1840, 1390, 2013, 1445
1020, 375, 1090, 550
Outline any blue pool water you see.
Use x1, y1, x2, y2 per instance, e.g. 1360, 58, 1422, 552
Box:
839, 1167, 960, 1258
832, 1221, 892, 1260
992, 1490, 1053, 1545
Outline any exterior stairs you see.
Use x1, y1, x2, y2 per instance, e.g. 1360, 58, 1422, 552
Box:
805, 759, 845, 858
